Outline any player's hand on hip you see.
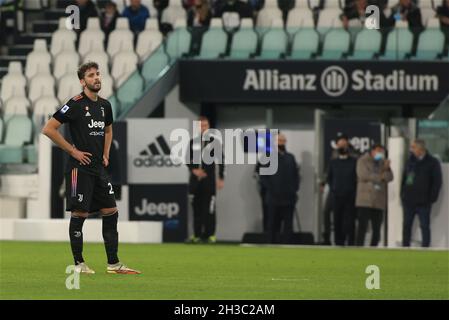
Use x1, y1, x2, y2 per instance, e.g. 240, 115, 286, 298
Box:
70, 147, 92, 165
192, 168, 207, 179
103, 156, 109, 167
217, 178, 224, 190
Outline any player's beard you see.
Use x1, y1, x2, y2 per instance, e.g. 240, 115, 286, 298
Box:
86, 82, 101, 93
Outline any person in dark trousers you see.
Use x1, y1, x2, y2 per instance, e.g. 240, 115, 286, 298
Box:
320, 132, 359, 245
266, 133, 300, 244
355, 144, 394, 246
187, 116, 225, 244
101, 1, 120, 39
327, 136, 357, 246
255, 161, 270, 232
75, 0, 99, 33
401, 139, 442, 248
388, 0, 423, 33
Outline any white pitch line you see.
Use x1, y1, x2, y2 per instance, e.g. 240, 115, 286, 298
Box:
271, 278, 310, 281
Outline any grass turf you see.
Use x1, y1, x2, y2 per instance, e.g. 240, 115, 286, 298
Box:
0, 241, 448, 300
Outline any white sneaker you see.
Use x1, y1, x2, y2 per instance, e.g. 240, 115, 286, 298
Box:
107, 262, 141, 274
74, 262, 95, 274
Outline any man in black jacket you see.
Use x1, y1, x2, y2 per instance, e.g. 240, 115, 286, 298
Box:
327, 136, 358, 246
266, 133, 300, 244
401, 139, 442, 248
187, 116, 225, 244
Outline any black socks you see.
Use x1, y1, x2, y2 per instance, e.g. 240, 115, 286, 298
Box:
69, 216, 86, 265
102, 211, 119, 265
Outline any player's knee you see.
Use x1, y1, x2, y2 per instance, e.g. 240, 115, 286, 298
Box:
101, 207, 118, 216
72, 211, 88, 218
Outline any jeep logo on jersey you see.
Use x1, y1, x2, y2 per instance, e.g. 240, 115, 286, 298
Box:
134, 199, 180, 218
88, 119, 105, 129
133, 135, 181, 167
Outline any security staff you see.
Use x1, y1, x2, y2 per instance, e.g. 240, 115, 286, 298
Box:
187, 116, 225, 244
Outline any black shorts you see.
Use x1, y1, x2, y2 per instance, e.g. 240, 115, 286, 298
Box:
65, 168, 116, 213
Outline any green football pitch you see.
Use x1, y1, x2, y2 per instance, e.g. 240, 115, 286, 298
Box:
0, 241, 448, 300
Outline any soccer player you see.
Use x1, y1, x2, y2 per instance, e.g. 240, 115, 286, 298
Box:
42, 62, 140, 274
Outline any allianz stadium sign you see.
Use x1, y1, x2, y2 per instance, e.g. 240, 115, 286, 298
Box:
179, 60, 449, 104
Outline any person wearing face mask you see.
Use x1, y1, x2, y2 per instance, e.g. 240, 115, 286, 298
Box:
327, 135, 358, 246
187, 0, 212, 27
265, 133, 300, 244
401, 140, 442, 248
355, 144, 394, 246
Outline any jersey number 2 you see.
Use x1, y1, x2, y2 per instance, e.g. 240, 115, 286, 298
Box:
108, 183, 114, 194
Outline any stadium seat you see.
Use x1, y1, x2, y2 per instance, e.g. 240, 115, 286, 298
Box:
349, 29, 382, 60
107, 18, 135, 59
228, 18, 258, 59
412, 29, 445, 60
161, 0, 187, 27
317, 8, 342, 35
140, 0, 158, 18
50, 18, 77, 57
25, 39, 52, 80
288, 28, 319, 59
3, 97, 30, 122
100, 73, 115, 100
1, 62, 27, 104
53, 51, 80, 80
0, 117, 3, 142
108, 94, 120, 120
28, 73, 56, 104
116, 72, 144, 113
381, 28, 414, 60
165, 19, 192, 61
223, 12, 241, 31
426, 17, 440, 29
57, 73, 82, 103
0, 116, 33, 164
256, 0, 283, 33
286, 8, 315, 35
141, 49, 170, 87
294, 0, 312, 9
32, 96, 59, 141
318, 28, 350, 60
198, 19, 228, 59
83, 51, 110, 75
258, 19, 288, 59
111, 51, 138, 87
419, 0, 437, 25
78, 18, 106, 58
136, 18, 163, 63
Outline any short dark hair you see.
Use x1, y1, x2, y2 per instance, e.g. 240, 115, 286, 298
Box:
371, 143, 385, 151
77, 61, 99, 80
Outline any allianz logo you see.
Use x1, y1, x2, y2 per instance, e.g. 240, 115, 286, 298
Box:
133, 134, 181, 167
134, 199, 179, 218
243, 67, 439, 97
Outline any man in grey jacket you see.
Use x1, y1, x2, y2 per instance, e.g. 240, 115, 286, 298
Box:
355, 144, 394, 246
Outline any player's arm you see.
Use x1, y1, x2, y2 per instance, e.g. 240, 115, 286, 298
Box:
103, 124, 112, 167
41, 117, 92, 165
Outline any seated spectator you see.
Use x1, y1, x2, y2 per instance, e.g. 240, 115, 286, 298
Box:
342, 0, 389, 29
76, 0, 99, 33
101, 1, 120, 37
187, 0, 212, 27
388, 0, 423, 32
123, 0, 150, 34
183, 0, 196, 10
215, 0, 253, 18
437, 0, 449, 36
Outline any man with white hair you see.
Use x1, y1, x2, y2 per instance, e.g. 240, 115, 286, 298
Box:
401, 139, 442, 248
